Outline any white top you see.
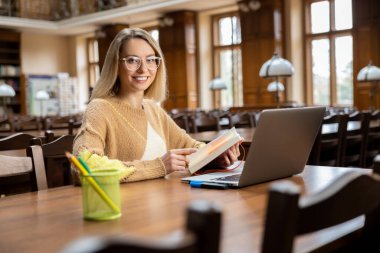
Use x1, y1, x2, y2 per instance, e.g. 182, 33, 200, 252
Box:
140, 122, 167, 160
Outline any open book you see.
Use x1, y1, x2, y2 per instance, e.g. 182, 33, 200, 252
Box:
187, 127, 242, 174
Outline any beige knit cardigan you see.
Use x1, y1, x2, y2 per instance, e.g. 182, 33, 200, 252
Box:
73, 97, 203, 182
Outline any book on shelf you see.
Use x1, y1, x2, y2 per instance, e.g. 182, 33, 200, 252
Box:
187, 127, 242, 174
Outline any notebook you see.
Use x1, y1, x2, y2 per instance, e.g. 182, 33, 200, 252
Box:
181, 106, 325, 188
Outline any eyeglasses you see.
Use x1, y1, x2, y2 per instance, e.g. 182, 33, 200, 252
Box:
120, 56, 161, 71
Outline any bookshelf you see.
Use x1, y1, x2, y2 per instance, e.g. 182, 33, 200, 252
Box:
0, 29, 23, 114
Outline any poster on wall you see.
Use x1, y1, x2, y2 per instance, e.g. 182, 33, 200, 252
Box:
25, 74, 79, 116
26, 75, 60, 116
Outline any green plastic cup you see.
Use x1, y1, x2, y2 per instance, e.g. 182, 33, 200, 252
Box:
81, 169, 121, 221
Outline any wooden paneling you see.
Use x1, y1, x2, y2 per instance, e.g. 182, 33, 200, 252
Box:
159, 11, 198, 110
97, 24, 129, 71
239, 0, 285, 106
353, 0, 380, 110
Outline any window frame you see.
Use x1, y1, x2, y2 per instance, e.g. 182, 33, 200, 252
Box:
211, 11, 242, 107
304, 0, 353, 106
86, 37, 100, 91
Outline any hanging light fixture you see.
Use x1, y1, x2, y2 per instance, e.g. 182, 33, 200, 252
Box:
0, 81, 15, 117
357, 62, 380, 112
259, 53, 294, 108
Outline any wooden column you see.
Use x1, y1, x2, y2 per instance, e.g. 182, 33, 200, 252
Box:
159, 11, 198, 110
353, 0, 380, 110
239, 0, 285, 106
97, 24, 129, 71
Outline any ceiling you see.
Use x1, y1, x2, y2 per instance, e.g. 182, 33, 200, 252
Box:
0, 0, 237, 36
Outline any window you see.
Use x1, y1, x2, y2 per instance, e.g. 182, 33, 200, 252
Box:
87, 37, 100, 90
212, 12, 243, 107
305, 0, 353, 106
144, 26, 159, 42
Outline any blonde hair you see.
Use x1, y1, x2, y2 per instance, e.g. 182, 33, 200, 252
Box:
90, 28, 167, 102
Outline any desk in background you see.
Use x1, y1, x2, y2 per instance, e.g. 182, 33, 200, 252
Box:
189, 121, 363, 144
0, 166, 369, 253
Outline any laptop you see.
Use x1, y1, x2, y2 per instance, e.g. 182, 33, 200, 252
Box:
181, 106, 325, 188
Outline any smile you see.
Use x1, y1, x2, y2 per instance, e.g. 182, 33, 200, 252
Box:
134, 76, 148, 81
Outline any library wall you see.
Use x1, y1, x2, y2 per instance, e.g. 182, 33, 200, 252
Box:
353, 0, 380, 110
21, 33, 71, 75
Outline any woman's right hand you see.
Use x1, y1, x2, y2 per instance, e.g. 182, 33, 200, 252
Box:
161, 148, 197, 174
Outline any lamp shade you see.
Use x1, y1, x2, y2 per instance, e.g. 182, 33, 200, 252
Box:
209, 77, 227, 90
0, 81, 15, 97
35, 90, 50, 100
267, 81, 285, 92
357, 63, 380, 82
259, 53, 295, 78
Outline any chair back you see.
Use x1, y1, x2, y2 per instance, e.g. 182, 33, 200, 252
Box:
341, 111, 370, 167
365, 110, 380, 167
262, 171, 380, 253
0, 116, 15, 133
309, 114, 348, 166
171, 112, 190, 132
0, 133, 35, 152
44, 115, 82, 135
60, 200, 222, 253
0, 133, 48, 196
190, 114, 221, 133
30, 134, 75, 188
228, 112, 255, 128
14, 115, 42, 131
68, 119, 82, 135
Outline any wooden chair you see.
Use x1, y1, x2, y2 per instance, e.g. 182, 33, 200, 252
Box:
14, 115, 42, 131
0, 131, 54, 152
0, 133, 48, 196
0, 115, 15, 133
44, 115, 79, 132
190, 113, 221, 133
365, 110, 380, 167
60, 200, 221, 253
68, 118, 82, 135
30, 134, 75, 188
309, 114, 348, 166
341, 111, 371, 167
171, 112, 190, 132
227, 111, 255, 128
261, 171, 380, 253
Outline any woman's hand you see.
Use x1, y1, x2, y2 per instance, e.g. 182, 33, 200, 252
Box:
161, 148, 197, 174
209, 140, 242, 168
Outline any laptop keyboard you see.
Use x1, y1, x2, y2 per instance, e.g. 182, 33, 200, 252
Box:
211, 174, 241, 182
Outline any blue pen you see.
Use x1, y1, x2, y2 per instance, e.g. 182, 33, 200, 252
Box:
190, 181, 228, 190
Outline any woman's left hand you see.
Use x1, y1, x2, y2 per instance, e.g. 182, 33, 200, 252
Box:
211, 140, 242, 168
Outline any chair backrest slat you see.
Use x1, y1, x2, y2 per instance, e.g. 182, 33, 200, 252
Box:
29, 134, 75, 188
262, 171, 380, 253
0, 133, 47, 196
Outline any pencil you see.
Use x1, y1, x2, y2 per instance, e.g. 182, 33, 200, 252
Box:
65, 152, 120, 213
77, 157, 104, 189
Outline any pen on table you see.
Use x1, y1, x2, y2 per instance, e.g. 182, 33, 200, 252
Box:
65, 152, 120, 213
190, 181, 228, 190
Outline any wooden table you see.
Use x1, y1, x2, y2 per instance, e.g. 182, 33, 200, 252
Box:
0, 165, 369, 253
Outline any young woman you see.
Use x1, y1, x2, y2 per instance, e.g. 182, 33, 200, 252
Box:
73, 28, 240, 182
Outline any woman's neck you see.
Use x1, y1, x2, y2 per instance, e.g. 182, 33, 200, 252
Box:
117, 93, 144, 109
